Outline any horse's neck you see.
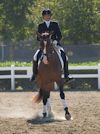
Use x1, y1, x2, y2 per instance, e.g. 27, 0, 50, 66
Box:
46, 43, 54, 54
49, 50, 60, 64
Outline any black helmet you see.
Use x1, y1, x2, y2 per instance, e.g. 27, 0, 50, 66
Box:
42, 9, 52, 16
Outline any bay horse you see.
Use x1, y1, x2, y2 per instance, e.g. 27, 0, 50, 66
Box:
33, 32, 71, 120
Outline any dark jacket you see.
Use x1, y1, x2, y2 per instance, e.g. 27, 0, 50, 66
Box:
37, 21, 62, 42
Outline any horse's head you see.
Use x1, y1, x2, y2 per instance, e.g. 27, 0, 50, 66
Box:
37, 32, 54, 55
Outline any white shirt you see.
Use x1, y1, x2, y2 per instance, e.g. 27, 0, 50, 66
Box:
44, 20, 51, 28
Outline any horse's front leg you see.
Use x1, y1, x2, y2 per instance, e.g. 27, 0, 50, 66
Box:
57, 82, 71, 120
42, 90, 50, 118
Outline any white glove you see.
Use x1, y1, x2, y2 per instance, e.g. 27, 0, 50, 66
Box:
53, 40, 58, 45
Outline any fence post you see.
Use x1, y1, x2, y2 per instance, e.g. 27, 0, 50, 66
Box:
98, 64, 100, 90
11, 65, 15, 90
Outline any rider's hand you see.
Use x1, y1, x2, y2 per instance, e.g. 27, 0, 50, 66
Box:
53, 40, 58, 46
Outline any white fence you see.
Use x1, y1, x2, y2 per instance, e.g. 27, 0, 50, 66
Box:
0, 64, 100, 90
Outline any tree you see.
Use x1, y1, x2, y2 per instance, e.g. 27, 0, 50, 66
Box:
55, 0, 96, 44
0, 0, 35, 43
0, 0, 99, 44
93, 0, 100, 43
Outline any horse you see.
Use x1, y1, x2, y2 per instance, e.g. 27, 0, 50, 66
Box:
32, 32, 71, 120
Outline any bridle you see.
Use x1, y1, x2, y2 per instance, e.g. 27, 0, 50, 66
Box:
37, 32, 54, 55
37, 32, 54, 64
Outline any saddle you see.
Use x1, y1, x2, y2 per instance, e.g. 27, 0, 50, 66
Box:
53, 45, 64, 70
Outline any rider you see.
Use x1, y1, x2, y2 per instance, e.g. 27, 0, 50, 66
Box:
30, 9, 73, 82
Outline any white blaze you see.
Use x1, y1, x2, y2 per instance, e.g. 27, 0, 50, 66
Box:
43, 41, 47, 54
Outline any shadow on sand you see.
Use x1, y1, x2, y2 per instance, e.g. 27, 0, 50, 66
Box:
27, 114, 66, 125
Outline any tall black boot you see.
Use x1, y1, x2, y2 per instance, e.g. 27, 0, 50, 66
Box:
61, 50, 69, 79
30, 61, 38, 82
61, 50, 74, 83
30, 50, 42, 82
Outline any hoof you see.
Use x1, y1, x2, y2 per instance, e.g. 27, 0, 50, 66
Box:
65, 113, 71, 120
43, 113, 47, 118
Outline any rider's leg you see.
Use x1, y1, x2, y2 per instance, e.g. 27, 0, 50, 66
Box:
30, 61, 38, 81
55, 43, 74, 82
60, 50, 69, 79
30, 49, 42, 81
60, 50, 74, 82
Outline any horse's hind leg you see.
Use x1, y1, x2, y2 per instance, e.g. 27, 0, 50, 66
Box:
58, 83, 71, 120
47, 97, 52, 115
42, 90, 50, 118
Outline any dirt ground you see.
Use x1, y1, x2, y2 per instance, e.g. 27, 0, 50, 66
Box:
0, 91, 100, 134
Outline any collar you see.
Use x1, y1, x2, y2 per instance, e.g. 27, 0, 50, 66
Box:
44, 20, 51, 23
44, 20, 51, 28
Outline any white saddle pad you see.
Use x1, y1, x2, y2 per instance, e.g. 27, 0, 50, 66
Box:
53, 45, 64, 70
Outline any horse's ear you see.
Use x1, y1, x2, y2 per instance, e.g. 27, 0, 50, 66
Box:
49, 31, 54, 39
37, 32, 42, 40
37, 32, 41, 37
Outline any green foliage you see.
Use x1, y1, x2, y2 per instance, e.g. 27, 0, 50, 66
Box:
52, 0, 98, 44
0, 61, 32, 67
0, 0, 35, 42
0, 0, 99, 44
65, 0, 96, 44
70, 60, 100, 66
94, 0, 100, 43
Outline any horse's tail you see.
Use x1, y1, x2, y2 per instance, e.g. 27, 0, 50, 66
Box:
32, 88, 43, 103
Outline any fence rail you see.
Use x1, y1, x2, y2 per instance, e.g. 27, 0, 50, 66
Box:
0, 64, 100, 90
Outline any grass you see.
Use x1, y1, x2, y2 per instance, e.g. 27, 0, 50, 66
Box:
0, 60, 100, 67
0, 61, 32, 67
70, 60, 100, 66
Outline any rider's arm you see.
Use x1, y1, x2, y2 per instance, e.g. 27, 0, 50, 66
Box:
37, 24, 42, 41
55, 22, 62, 42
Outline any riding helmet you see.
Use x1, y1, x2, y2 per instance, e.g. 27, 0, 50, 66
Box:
42, 9, 52, 16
